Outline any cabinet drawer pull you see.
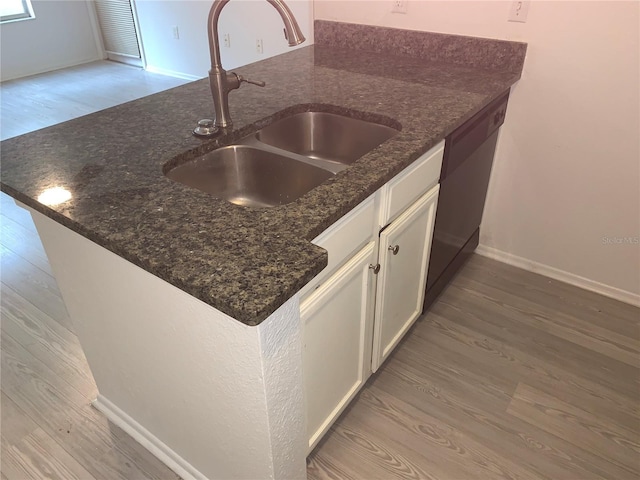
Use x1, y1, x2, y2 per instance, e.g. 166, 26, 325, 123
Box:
388, 244, 400, 255
369, 263, 381, 274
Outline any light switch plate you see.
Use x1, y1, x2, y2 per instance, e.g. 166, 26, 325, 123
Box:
508, 1, 530, 23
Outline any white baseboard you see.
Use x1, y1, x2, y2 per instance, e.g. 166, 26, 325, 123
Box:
93, 395, 208, 480
144, 65, 203, 81
1, 56, 104, 82
475, 244, 640, 307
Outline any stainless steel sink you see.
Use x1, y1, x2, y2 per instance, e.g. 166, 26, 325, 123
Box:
255, 112, 399, 165
166, 145, 334, 208
166, 110, 400, 208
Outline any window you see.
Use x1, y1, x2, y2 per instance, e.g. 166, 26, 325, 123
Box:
1, 0, 34, 23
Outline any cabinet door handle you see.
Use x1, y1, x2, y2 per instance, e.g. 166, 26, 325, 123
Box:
369, 263, 381, 274
388, 244, 400, 255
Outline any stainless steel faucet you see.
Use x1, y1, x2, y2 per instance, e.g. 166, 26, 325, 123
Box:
194, 0, 306, 137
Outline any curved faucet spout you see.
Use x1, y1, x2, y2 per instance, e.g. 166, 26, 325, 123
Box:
200, 0, 306, 133
268, 0, 306, 47
207, 0, 229, 72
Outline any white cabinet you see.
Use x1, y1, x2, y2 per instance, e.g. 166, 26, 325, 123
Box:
301, 140, 444, 452
372, 185, 439, 371
301, 241, 377, 453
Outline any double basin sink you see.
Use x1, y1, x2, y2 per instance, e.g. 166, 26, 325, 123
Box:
165, 111, 400, 208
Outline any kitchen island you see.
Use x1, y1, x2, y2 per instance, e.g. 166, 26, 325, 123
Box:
0, 21, 526, 480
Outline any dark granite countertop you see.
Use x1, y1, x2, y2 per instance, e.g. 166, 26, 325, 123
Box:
0, 21, 526, 325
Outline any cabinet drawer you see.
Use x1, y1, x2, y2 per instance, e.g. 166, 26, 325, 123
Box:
379, 140, 444, 226
299, 192, 377, 299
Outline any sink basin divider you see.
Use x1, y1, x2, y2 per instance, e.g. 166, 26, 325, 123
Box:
236, 135, 349, 175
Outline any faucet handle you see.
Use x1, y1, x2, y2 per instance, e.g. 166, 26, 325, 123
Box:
237, 75, 266, 87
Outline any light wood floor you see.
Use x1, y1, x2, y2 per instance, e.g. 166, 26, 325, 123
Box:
1, 61, 188, 479
2, 62, 639, 479
308, 260, 640, 479
0, 60, 188, 141
0, 194, 181, 479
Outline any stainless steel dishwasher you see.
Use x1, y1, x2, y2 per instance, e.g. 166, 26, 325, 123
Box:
423, 90, 510, 310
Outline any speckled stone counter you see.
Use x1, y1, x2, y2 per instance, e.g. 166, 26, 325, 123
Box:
0, 21, 526, 325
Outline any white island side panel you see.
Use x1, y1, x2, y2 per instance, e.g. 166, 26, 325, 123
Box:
27, 204, 306, 480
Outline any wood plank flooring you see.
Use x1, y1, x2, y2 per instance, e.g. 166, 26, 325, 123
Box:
0, 60, 188, 141
1, 194, 180, 480
307, 260, 640, 479
1, 61, 639, 479
1, 61, 189, 479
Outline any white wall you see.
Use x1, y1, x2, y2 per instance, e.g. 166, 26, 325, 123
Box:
134, 0, 313, 80
315, 1, 640, 303
0, 0, 103, 81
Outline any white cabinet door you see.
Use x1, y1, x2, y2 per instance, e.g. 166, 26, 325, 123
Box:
301, 241, 377, 453
372, 184, 439, 372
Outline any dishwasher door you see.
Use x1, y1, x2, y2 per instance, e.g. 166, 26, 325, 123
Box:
425, 129, 499, 292
424, 91, 509, 305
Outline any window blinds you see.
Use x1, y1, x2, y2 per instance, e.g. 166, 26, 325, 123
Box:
94, 0, 141, 58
